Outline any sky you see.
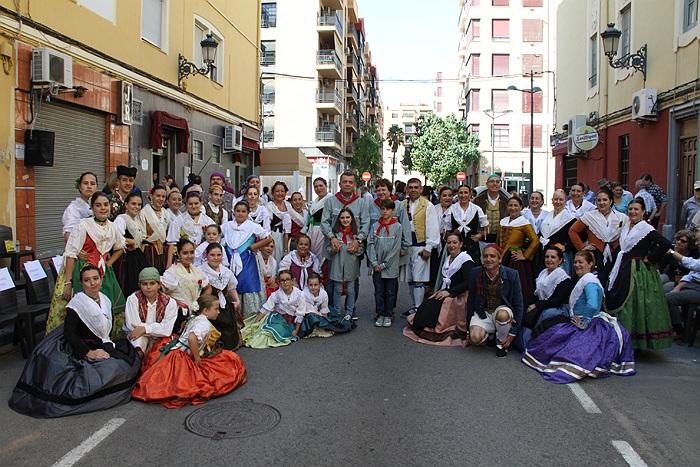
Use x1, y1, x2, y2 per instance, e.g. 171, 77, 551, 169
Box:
358, 0, 461, 108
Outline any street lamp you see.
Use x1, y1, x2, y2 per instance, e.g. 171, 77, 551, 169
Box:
483, 108, 512, 175
507, 71, 542, 196
600, 23, 647, 80
178, 33, 219, 87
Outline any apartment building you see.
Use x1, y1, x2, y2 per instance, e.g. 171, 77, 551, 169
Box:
1, 0, 261, 258
433, 71, 461, 118
259, 0, 382, 196
458, 0, 556, 197
382, 103, 434, 184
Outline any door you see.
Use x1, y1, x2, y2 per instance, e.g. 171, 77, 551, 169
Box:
678, 118, 698, 223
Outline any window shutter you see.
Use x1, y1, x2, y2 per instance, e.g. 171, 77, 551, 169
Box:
492, 19, 510, 39
522, 19, 543, 42
493, 0, 509, 5
521, 54, 543, 74
522, 0, 542, 6
521, 124, 543, 147
492, 89, 509, 111
521, 92, 543, 113
492, 54, 509, 75
471, 89, 480, 111
142, 0, 163, 47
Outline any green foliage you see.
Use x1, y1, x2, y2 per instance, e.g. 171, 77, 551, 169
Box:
351, 124, 383, 176
385, 124, 404, 154
410, 114, 481, 185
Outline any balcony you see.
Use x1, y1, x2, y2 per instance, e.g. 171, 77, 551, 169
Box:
260, 51, 276, 66
316, 89, 342, 114
262, 92, 275, 104
316, 49, 342, 79
317, 11, 343, 39
346, 82, 359, 103
316, 125, 342, 145
346, 53, 362, 76
322, 0, 344, 10
345, 112, 358, 131
262, 130, 274, 143
345, 143, 354, 156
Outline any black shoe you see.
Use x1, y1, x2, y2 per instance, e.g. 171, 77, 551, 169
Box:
485, 337, 497, 348
401, 307, 416, 318
496, 347, 508, 358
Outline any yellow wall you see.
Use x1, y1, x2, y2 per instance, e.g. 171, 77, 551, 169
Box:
0, 40, 14, 229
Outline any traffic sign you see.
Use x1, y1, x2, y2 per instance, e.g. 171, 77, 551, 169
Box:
361, 172, 371, 181
456, 171, 466, 181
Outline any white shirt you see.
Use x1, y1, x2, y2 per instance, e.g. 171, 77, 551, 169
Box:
407, 198, 440, 252
123, 293, 178, 339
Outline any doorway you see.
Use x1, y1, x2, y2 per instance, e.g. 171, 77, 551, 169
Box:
678, 117, 697, 223
152, 131, 174, 187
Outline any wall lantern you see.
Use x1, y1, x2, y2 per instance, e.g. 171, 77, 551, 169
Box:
600, 23, 647, 80
178, 33, 219, 87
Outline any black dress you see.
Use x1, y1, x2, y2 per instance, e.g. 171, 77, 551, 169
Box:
120, 230, 148, 298
209, 285, 242, 351
534, 218, 577, 275
450, 211, 483, 266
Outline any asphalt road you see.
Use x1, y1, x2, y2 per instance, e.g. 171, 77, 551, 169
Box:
1, 268, 699, 466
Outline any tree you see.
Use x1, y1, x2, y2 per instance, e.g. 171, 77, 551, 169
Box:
351, 123, 383, 178
410, 114, 481, 185
385, 124, 404, 183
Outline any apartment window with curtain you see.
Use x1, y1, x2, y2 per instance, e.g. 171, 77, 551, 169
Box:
493, 124, 509, 147
521, 124, 543, 147
261, 3, 277, 28
492, 89, 509, 112
619, 5, 631, 56
620, 135, 630, 189
469, 53, 481, 76
589, 34, 598, 87
492, 19, 510, 41
685, 0, 698, 31
468, 124, 480, 137
469, 89, 480, 111
492, 54, 509, 75
142, 0, 166, 49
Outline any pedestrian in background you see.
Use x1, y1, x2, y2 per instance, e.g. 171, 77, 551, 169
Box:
681, 181, 700, 228
641, 173, 667, 229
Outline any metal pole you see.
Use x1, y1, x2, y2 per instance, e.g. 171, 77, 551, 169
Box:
491, 113, 495, 173
529, 70, 535, 195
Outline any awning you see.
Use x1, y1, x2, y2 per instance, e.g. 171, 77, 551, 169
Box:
150, 111, 189, 153
552, 141, 567, 157
242, 138, 260, 151
259, 148, 313, 177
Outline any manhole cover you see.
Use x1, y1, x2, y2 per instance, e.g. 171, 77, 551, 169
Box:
185, 400, 281, 439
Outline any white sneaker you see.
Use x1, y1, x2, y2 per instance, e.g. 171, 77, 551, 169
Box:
343, 314, 352, 322
316, 328, 334, 338
375, 317, 384, 327
382, 316, 392, 327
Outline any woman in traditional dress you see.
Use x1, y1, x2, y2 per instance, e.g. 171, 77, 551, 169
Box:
141, 185, 171, 273
166, 190, 183, 218
499, 196, 540, 306
522, 191, 550, 235
288, 192, 308, 250
405, 233, 474, 346
257, 240, 278, 302
430, 186, 455, 290
203, 185, 229, 226
62, 172, 98, 242
47, 192, 126, 337
221, 201, 273, 319
11, 265, 140, 418
605, 198, 673, 350
161, 238, 212, 334
536, 189, 576, 276
522, 251, 636, 384
246, 185, 271, 232
565, 182, 595, 219
266, 181, 292, 264
611, 182, 630, 214
200, 243, 241, 350
308, 177, 329, 267
166, 192, 214, 269
132, 294, 247, 408
443, 185, 488, 265
518, 245, 571, 349
278, 234, 322, 290
569, 188, 627, 287
114, 193, 149, 298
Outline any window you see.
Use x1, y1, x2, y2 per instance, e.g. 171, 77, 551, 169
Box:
436, 102, 443, 113
522, 54, 543, 74
402, 112, 414, 118
469, 54, 481, 76
142, 0, 167, 48
522, 19, 543, 42
523, 0, 543, 6
261, 3, 277, 28
492, 19, 510, 41
521, 92, 543, 113
492, 89, 509, 112
589, 34, 598, 87
620, 135, 630, 189
521, 124, 543, 147
564, 157, 578, 190
492, 54, 509, 75
619, 5, 631, 57
260, 40, 276, 66
468, 19, 481, 41
686, 0, 699, 31
212, 144, 221, 164
193, 140, 204, 161
79, 0, 116, 23
405, 135, 413, 144
493, 0, 509, 5
405, 124, 414, 133
194, 18, 224, 84
493, 124, 509, 147
468, 89, 480, 111
436, 87, 442, 97
468, 124, 480, 137
392, 112, 399, 118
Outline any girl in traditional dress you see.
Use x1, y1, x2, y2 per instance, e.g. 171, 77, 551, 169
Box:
221, 201, 273, 319
443, 185, 488, 265
278, 234, 322, 290
11, 265, 140, 418
166, 190, 183, 218
246, 186, 271, 232
565, 182, 595, 219
161, 238, 212, 334
405, 233, 474, 346
240, 270, 303, 348
536, 189, 576, 276
298, 272, 352, 338
193, 224, 229, 268
203, 185, 229, 226
518, 245, 571, 349
499, 196, 540, 306
569, 188, 627, 287
114, 193, 149, 298
327, 208, 364, 321
200, 243, 242, 350
257, 240, 278, 300
522, 251, 636, 384
522, 191, 550, 235
132, 294, 247, 409
605, 198, 673, 350
288, 192, 308, 250
308, 177, 329, 271
47, 192, 126, 337
141, 185, 171, 274
166, 192, 215, 269
266, 181, 292, 264
62, 172, 98, 242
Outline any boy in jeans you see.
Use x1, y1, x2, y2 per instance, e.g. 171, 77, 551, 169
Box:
367, 199, 409, 327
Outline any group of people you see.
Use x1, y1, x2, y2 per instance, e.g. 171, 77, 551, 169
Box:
6, 166, 687, 418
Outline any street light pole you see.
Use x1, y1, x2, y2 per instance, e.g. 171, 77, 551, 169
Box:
508, 71, 541, 196
483, 106, 512, 174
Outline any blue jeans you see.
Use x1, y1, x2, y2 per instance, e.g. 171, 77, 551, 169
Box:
373, 272, 398, 318
329, 279, 356, 317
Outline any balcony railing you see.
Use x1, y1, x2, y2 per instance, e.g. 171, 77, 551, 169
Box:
316, 125, 341, 144
346, 113, 358, 129
262, 130, 274, 143
262, 92, 275, 104
260, 51, 276, 66
317, 11, 344, 37
317, 89, 342, 107
317, 50, 342, 73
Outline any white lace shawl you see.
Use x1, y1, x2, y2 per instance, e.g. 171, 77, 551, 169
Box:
65, 218, 125, 270
288, 206, 309, 234
278, 250, 322, 289
580, 209, 627, 264
303, 287, 330, 315
199, 262, 237, 307
67, 292, 113, 345
444, 202, 488, 235
441, 251, 472, 290
534, 267, 570, 301
607, 219, 654, 290
115, 213, 147, 247
499, 215, 531, 227
162, 263, 207, 312
539, 209, 574, 246
569, 272, 601, 313
62, 197, 92, 235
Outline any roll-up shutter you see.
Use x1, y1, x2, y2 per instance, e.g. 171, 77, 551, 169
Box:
33, 103, 106, 258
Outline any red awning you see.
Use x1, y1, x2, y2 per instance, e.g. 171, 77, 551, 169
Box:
150, 111, 189, 153
242, 138, 260, 151
552, 141, 567, 157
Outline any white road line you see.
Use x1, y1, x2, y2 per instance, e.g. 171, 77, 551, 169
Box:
52, 418, 126, 467
612, 440, 649, 467
567, 382, 602, 414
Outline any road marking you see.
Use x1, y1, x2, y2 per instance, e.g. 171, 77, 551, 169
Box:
612, 440, 648, 467
567, 383, 602, 414
52, 418, 126, 467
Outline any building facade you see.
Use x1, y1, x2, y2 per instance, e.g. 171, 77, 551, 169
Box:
458, 0, 556, 197
554, 0, 700, 234
382, 103, 434, 184
1, 0, 262, 258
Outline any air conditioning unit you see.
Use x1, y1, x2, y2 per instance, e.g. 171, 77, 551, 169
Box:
631, 88, 657, 120
31, 48, 73, 88
566, 114, 587, 156
223, 125, 242, 152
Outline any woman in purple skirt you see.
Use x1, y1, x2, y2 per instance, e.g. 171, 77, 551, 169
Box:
521, 250, 636, 384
